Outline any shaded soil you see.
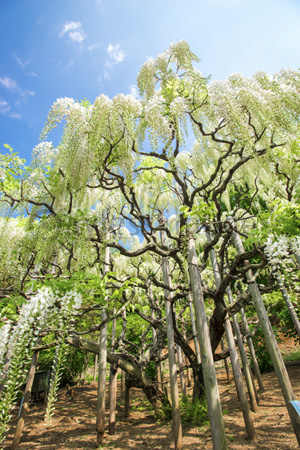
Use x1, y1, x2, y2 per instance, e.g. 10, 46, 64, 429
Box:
3, 342, 300, 450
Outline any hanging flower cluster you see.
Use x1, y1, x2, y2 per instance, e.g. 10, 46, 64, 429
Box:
0, 321, 12, 369
0, 288, 82, 443
264, 234, 300, 269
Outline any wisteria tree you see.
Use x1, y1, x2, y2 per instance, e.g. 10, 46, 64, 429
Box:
1, 41, 300, 450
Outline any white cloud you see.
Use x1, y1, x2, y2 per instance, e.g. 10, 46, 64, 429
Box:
87, 43, 100, 51
69, 30, 84, 43
0, 99, 21, 119
107, 44, 125, 63
0, 76, 35, 97
14, 54, 37, 77
59, 21, 86, 43
103, 43, 126, 79
0, 99, 10, 114
0, 77, 17, 91
14, 54, 29, 70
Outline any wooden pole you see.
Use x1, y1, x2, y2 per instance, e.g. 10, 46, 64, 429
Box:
160, 227, 183, 450
93, 335, 100, 381
150, 291, 163, 387
227, 287, 259, 411
12, 351, 39, 449
188, 293, 201, 364
188, 235, 228, 450
220, 339, 232, 384
176, 343, 187, 396
109, 306, 117, 435
96, 243, 109, 446
120, 309, 127, 402
273, 268, 300, 339
205, 229, 255, 439
239, 307, 264, 392
175, 314, 187, 396
181, 316, 192, 387
124, 375, 130, 418
230, 219, 300, 447
96, 309, 107, 446
223, 313, 256, 439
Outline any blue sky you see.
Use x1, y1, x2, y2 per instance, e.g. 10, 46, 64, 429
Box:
0, 0, 300, 164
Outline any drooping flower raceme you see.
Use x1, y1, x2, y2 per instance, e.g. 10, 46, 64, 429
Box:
264, 234, 295, 269
0, 288, 82, 443
0, 321, 12, 370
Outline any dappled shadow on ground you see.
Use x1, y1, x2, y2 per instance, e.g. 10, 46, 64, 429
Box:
3, 362, 300, 449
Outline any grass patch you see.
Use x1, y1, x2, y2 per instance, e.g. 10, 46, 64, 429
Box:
180, 395, 209, 427
282, 347, 300, 363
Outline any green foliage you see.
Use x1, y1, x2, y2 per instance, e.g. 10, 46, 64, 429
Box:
250, 326, 274, 372
0, 296, 23, 323
246, 198, 300, 247
144, 360, 156, 380
250, 321, 283, 373
180, 394, 208, 427
38, 336, 89, 385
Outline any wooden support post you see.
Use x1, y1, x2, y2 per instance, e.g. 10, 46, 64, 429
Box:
161, 226, 183, 450
224, 314, 256, 439
96, 309, 107, 446
151, 303, 163, 387
188, 293, 201, 364
181, 316, 192, 387
221, 339, 232, 384
205, 229, 255, 439
93, 334, 100, 381
175, 313, 186, 397
227, 287, 259, 412
12, 351, 39, 449
239, 307, 264, 392
124, 376, 130, 418
188, 235, 228, 450
121, 370, 125, 400
96, 243, 109, 446
176, 344, 187, 397
109, 307, 117, 435
230, 219, 300, 447
273, 269, 300, 339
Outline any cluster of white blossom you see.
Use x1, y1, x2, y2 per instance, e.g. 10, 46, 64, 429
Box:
0, 218, 26, 283
31, 141, 57, 168
0, 321, 11, 369
169, 96, 187, 118
137, 58, 156, 99
168, 40, 199, 70
264, 234, 296, 269
5, 288, 57, 358
40, 97, 77, 141
174, 151, 191, 172
290, 236, 300, 254
0, 287, 83, 441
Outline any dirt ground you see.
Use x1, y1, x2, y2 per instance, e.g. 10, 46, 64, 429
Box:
3, 342, 300, 450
